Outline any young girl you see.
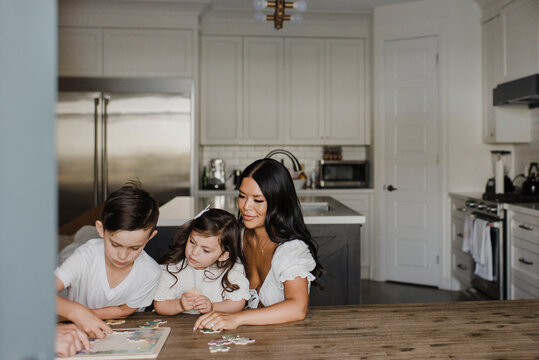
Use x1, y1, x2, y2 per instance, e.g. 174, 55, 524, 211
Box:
153, 208, 250, 315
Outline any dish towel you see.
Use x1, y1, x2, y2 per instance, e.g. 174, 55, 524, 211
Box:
472, 219, 494, 281
462, 215, 475, 253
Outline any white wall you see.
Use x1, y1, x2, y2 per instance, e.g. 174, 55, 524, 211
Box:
372, 0, 498, 289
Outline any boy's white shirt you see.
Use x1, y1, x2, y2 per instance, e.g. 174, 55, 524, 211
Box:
55, 238, 160, 309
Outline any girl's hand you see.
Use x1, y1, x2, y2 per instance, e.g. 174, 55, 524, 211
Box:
193, 295, 213, 314
193, 311, 241, 331
180, 292, 196, 311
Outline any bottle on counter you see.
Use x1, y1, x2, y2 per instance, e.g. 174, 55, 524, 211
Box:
201, 166, 208, 190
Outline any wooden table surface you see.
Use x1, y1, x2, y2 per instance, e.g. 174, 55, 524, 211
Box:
120, 300, 539, 359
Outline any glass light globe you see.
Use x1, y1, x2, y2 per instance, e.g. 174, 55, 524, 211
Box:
290, 13, 304, 24
253, 0, 267, 10
293, 0, 307, 12
253, 12, 266, 23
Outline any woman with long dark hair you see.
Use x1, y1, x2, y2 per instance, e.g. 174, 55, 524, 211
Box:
194, 158, 322, 330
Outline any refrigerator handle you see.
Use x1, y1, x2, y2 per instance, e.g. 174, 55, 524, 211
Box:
102, 96, 109, 202
93, 97, 100, 207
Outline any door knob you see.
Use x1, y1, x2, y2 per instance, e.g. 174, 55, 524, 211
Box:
387, 185, 397, 192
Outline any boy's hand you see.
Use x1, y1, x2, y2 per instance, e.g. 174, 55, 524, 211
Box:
180, 292, 196, 311
72, 306, 113, 339
193, 295, 213, 314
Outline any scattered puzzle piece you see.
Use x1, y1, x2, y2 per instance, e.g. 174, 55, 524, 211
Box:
208, 338, 233, 346
231, 337, 255, 345
140, 319, 167, 328
200, 328, 222, 334
105, 319, 126, 325
221, 334, 238, 340
209, 345, 230, 353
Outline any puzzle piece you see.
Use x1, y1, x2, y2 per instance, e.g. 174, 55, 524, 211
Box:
200, 328, 222, 334
209, 345, 230, 353
208, 338, 233, 346
231, 337, 255, 345
139, 319, 167, 328
105, 319, 126, 325
221, 334, 238, 340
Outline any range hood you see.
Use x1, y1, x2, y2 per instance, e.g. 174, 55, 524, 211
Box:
493, 74, 539, 108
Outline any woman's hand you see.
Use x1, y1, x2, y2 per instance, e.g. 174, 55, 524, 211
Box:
193, 295, 213, 314
193, 310, 241, 331
55, 324, 90, 357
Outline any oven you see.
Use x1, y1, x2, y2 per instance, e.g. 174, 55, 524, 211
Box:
463, 198, 506, 300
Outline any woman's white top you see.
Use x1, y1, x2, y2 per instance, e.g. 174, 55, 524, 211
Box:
248, 239, 316, 309
153, 259, 250, 314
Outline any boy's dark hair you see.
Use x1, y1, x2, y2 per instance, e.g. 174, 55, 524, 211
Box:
101, 179, 159, 232
160, 208, 244, 297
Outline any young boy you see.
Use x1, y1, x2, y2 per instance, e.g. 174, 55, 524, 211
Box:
55, 180, 161, 338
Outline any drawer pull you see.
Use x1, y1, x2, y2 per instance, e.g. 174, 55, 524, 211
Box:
458, 207, 467, 213
457, 233, 464, 238
518, 258, 533, 266
457, 264, 468, 270
518, 224, 534, 231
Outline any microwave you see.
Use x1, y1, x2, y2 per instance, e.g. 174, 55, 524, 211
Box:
318, 160, 369, 188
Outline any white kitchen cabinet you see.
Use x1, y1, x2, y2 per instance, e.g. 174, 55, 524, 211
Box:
284, 38, 325, 144
481, 0, 535, 143
450, 195, 474, 289
243, 37, 285, 145
284, 38, 368, 145
58, 27, 103, 77
500, 0, 538, 82
200, 36, 243, 144
59, 27, 194, 77
201, 36, 369, 145
507, 207, 539, 299
324, 39, 368, 145
103, 29, 193, 77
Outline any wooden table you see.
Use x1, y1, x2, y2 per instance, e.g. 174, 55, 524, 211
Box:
121, 300, 539, 359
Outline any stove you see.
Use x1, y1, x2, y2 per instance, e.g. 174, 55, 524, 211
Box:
482, 192, 539, 203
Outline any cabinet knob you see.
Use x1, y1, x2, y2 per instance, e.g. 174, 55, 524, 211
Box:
457, 264, 468, 270
387, 185, 397, 192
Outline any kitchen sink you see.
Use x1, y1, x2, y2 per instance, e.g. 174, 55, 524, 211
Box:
300, 201, 330, 211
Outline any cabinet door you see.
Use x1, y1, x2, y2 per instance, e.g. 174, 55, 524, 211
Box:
200, 36, 243, 145
501, 0, 538, 82
58, 27, 103, 77
243, 37, 284, 144
482, 15, 503, 143
325, 39, 367, 145
103, 29, 193, 76
284, 38, 324, 144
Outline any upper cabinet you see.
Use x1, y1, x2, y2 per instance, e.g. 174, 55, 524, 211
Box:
59, 27, 194, 77
480, 0, 535, 143
201, 36, 369, 145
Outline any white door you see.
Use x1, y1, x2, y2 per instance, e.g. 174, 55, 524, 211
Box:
384, 36, 440, 286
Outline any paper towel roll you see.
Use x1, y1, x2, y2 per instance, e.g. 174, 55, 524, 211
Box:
495, 158, 504, 194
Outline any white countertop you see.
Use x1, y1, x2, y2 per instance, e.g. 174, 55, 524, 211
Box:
158, 196, 366, 226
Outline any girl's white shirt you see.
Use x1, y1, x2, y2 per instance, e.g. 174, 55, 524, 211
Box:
153, 259, 250, 314
247, 239, 316, 309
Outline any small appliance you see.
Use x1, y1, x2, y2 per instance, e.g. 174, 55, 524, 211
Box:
485, 151, 514, 194
206, 158, 226, 190
522, 162, 539, 195
318, 160, 368, 188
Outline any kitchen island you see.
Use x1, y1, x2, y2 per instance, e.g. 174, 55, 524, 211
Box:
116, 299, 539, 359
147, 196, 365, 306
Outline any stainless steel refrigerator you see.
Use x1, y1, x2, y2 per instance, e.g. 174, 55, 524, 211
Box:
56, 77, 193, 226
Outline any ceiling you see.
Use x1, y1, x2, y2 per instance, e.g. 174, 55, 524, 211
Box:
212, 0, 420, 12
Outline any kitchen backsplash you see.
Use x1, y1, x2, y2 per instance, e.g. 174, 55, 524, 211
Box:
514, 108, 539, 176
200, 145, 368, 177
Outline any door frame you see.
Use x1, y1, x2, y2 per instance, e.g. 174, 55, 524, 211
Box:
373, 30, 446, 288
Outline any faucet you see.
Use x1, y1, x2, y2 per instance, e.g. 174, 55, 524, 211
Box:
265, 149, 301, 172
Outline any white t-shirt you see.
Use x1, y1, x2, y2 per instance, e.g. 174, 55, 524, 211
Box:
55, 238, 160, 309
248, 240, 316, 309
154, 260, 250, 314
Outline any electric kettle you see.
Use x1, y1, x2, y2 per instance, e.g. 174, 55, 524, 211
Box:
522, 162, 539, 195
207, 158, 226, 190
